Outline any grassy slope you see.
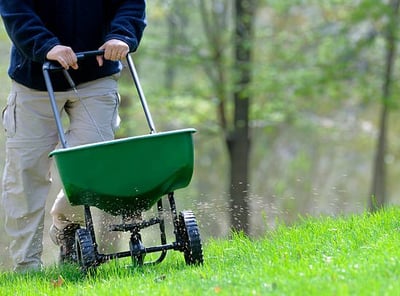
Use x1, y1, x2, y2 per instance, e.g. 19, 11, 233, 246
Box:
1, 207, 400, 295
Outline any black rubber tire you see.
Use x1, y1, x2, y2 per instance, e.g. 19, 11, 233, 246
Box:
75, 228, 96, 273
179, 210, 204, 265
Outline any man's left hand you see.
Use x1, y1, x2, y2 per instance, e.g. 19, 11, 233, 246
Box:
97, 39, 129, 66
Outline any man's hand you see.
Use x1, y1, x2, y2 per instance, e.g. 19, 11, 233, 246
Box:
97, 39, 129, 66
46, 45, 78, 70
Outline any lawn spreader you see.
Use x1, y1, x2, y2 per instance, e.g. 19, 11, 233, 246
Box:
42, 50, 203, 273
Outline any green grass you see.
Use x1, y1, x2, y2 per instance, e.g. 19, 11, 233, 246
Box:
1, 207, 400, 295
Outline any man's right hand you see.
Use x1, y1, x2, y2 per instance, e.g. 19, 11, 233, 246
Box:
46, 45, 78, 70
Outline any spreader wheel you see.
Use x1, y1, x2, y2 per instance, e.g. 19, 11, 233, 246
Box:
75, 228, 96, 273
179, 210, 204, 265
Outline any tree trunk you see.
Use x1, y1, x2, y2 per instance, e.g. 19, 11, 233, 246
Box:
369, 0, 400, 211
165, 12, 178, 91
165, 1, 188, 92
228, 0, 255, 234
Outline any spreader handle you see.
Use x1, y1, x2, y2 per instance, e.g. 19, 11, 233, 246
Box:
75, 50, 105, 60
42, 50, 106, 147
43, 50, 105, 71
126, 54, 157, 134
43, 50, 157, 148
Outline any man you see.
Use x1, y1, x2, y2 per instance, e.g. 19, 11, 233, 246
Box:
0, 0, 146, 272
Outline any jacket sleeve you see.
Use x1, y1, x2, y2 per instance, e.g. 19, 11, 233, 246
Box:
106, 0, 147, 52
0, 0, 60, 63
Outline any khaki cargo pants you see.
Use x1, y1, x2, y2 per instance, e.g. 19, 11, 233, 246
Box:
1, 75, 120, 272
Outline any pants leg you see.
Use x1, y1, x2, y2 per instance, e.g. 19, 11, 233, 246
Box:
1, 82, 64, 272
50, 75, 120, 230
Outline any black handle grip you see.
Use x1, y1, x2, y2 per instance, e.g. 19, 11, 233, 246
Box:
42, 50, 105, 72
75, 49, 105, 60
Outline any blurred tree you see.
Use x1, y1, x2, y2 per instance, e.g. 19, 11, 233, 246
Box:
228, 0, 256, 233
197, 0, 256, 234
165, 0, 189, 91
369, 0, 400, 211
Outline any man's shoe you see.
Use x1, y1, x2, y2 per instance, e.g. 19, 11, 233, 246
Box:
49, 223, 80, 263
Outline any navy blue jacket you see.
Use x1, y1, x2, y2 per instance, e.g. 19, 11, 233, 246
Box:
0, 0, 146, 90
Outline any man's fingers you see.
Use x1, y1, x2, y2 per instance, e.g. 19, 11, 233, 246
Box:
46, 45, 79, 70
57, 57, 69, 70
99, 39, 129, 61
96, 55, 104, 67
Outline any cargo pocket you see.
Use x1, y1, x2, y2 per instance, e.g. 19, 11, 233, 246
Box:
111, 91, 121, 132
1, 92, 17, 138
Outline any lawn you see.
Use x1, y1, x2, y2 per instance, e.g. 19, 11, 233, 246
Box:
1, 207, 400, 295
